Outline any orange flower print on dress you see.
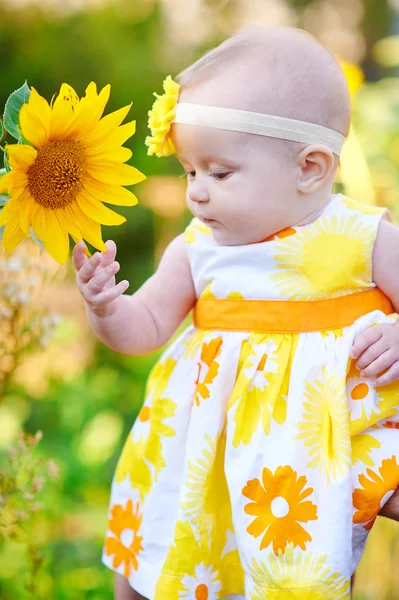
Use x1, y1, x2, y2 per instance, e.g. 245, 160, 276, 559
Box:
383, 421, 399, 430
242, 465, 318, 555
104, 500, 144, 578
353, 456, 399, 530
194, 337, 222, 406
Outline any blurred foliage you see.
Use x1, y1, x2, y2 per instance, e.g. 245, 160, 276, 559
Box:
0, 0, 399, 599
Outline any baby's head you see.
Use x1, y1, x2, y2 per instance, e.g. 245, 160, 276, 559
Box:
170, 26, 352, 245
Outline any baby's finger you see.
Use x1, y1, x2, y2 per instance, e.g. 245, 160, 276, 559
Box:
90, 279, 130, 307
78, 252, 103, 284
100, 240, 117, 268
360, 349, 396, 379
351, 326, 383, 359
72, 240, 86, 271
87, 261, 120, 293
355, 338, 390, 371
375, 361, 399, 387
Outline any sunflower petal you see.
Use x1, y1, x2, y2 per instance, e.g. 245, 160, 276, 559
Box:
86, 161, 146, 185
8, 171, 29, 195
28, 87, 51, 134
49, 83, 80, 139
67, 203, 106, 252
18, 191, 36, 235
32, 205, 70, 264
56, 206, 82, 238
0, 171, 13, 194
19, 104, 48, 148
2, 220, 26, 252
80, 103, 132, 148
86, 120, 136, 152
85, 146, 132, 162
65, 83, 111, 140
76, 190, 126, 226
7, 144, 37, 171
82, 176, 138, 207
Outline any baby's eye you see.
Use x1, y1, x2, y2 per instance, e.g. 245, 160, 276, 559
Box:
185, 171, 195, 180
212, 172, 230, 180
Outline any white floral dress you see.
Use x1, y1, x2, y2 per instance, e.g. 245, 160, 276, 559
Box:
102, 193, 399, 600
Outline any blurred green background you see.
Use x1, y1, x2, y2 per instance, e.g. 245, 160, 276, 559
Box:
1, 0, 399, 598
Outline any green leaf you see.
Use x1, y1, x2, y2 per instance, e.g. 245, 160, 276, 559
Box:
3, 150, 10, 172
0, 195, 9, 206
0, 119, 3, 141
3, 82, 31, 141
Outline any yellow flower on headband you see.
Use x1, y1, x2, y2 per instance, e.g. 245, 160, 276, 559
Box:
145, 75, 180, 157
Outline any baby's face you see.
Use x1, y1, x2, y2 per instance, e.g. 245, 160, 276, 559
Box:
172, 123, 300, 246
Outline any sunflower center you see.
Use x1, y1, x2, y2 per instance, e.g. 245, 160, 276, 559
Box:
28, 139, 85, 209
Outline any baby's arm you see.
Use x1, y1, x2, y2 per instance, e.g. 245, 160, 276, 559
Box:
351, 219, 399, 386
73, 234, 196, 355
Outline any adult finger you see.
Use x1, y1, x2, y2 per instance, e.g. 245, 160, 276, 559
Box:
351, 326, 383, 359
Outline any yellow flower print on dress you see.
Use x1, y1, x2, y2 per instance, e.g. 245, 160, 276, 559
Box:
270, 215, 375, 300
347, 359, 382, 422
182, 329, 209, 360
229, 335, 297, 447
347, 359, 399, 436
181, 431, 234, 547
154, 519, 244, 599
353, 456, 399, 530
249, 544, 350, 599
104, 499, 143, 578
114, 357, 177, 499
243, 341, 279, 392
185, 219, 212, 244
295, 367, 351, 482
351, 433, 380, 467
194, 337, 223, 406
339, 195, 388, 216
181, 563, 222, 599
242, 465, 318, 555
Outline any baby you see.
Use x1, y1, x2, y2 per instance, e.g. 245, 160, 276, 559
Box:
73, 26, 399, 600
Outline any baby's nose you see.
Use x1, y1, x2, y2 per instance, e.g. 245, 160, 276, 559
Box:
188, 182, 209, 203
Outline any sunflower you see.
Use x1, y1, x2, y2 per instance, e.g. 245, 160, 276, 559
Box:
0, 82, 145, 263
242, 465, 318, 556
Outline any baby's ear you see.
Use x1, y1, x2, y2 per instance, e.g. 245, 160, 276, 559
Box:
296, 144, 335, 194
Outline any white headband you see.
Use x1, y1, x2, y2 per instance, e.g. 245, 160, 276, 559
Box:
173, 103, 345, 157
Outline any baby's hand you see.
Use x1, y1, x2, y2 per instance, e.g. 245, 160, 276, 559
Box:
351, 321, 399, 386
72, 240, 129, 316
